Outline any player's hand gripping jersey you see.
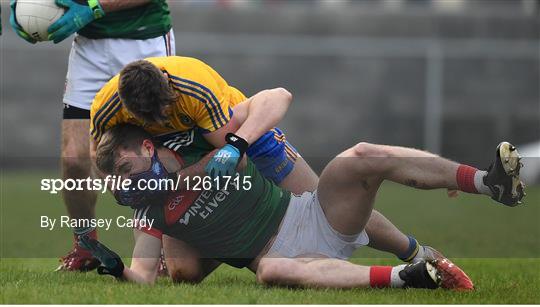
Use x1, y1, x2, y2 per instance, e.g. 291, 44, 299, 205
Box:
91, 56, 299, 184
134, 132, 291, 268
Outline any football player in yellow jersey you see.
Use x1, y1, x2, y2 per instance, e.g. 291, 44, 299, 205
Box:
90, 56, 318, 194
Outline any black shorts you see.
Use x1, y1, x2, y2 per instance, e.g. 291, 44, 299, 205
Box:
63, 104, 90, 119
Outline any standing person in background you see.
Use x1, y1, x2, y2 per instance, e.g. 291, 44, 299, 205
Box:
9, 0, 175, 271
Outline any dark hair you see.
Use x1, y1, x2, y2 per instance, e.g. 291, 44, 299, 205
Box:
96, 124, 156, 174
118, 60, 176, 123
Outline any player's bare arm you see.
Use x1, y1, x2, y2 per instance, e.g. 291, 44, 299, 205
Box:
157, 87, 292, 180
203, 88, 294, 179
79, 229, 162, 284
122, 229, 162, 284
203, 87, 293, 147
202, 87, 293, 178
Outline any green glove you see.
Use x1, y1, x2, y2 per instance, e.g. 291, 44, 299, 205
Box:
9, 0, 37, 44
47, 0, 105, 44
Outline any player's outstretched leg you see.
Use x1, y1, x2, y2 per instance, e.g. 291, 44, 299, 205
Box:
317, 141, 525, 239
256, 257, 442, 289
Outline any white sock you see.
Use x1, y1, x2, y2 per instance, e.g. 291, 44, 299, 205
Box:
390, 265, 407, 288
412, 246, 426, 262
474, 170, 492, 196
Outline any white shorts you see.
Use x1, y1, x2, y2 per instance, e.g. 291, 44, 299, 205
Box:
63, 31, 175, 110
268, 191, 369, 259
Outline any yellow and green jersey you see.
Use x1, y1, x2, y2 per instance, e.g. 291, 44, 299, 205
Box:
90, 56, 247, 142
79, 0, 171, 39
135, 131, 290, 268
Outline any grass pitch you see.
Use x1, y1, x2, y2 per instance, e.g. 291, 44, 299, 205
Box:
1, 172, 539, 304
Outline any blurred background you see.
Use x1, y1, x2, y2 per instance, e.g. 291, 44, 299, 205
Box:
0, 0, 539, 258
1, 0, 539, 173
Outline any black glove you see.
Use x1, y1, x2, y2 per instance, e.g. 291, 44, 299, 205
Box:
79, 235, 125, 278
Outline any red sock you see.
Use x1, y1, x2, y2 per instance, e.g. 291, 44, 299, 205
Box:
369, 266, 393, 288
456, 165, 479, 194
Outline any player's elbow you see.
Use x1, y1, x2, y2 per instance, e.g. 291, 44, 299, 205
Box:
271, 87, 293, 105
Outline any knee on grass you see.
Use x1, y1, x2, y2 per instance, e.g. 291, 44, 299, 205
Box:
168, 267, 204, 284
